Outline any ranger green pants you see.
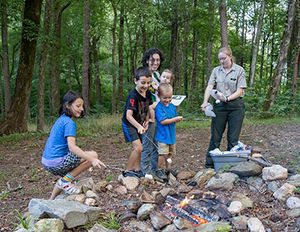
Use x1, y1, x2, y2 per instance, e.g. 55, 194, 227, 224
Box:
205, 98, 245, 168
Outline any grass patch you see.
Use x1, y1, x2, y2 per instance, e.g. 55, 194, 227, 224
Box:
0, 115, 299, 144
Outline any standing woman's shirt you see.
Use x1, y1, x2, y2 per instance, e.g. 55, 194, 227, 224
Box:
208, 63, 247, 96
42, 114, 76, 167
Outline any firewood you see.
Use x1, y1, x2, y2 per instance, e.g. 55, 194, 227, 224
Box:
236, 154, 273, 167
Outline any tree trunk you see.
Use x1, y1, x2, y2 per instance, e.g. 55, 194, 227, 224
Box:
1, 2, 11, 115
49, 1, 70, 117
292, 1, 300, 100
82, 0, 90, 115
170, 4, 179, 91
0, 61, 3, 115
240, 2, 246, 66
191, 0, 198, 91
118, 2, 124, 111
249, 0, 266, 86
263, 0, 297, 111
0, 0, 43, 136
219, 0, 228, 47
111, 0, 117, 114
92, 36, 102, 105
205, 0, 215, 83
37, 0, 51, 131
259, 32, 269, 87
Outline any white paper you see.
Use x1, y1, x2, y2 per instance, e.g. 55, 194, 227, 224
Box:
171, 95, 186, 106
205, 103, 216, 117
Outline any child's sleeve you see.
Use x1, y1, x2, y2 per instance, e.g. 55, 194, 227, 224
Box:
155, 105, 167, 123
125, 94, 138, 112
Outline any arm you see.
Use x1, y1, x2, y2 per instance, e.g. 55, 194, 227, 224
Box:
226, 88, 244, 101
201, 84, 214, 111
67, 136, 106, 168
160, 116, 183, 125
126, 109, 146, 134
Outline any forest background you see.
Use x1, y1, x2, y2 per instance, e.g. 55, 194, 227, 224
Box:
0, 0, 299, 136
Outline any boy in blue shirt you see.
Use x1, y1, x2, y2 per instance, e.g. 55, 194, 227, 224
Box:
122, 66, 153, 178
155, 83, 183, 180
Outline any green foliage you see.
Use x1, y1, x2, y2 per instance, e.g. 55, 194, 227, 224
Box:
217, 225, 232, 232
294, 187, 300, 194
12, 209, 33, 230
100, 212, 121, 230
0, 189, 9, 199
105, 174, 114, 182
220, 163, 234, 172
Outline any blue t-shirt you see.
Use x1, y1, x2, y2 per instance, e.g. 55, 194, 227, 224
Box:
42, 114, 76, 167
155, 102, 178, 145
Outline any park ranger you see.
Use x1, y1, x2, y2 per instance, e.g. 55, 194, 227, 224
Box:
201, 47, 247, 169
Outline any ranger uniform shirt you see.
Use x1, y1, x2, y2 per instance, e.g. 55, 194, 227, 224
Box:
208, 63, 247, 97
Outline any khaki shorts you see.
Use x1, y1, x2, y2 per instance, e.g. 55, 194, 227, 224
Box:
157, 142, 176, 155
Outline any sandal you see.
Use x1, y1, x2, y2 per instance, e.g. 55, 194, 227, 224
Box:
57, 178, 81, 194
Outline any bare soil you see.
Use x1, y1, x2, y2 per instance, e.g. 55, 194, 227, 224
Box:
0, 122, 299, 231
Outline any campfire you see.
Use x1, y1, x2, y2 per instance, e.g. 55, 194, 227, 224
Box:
163, 195, 219, 226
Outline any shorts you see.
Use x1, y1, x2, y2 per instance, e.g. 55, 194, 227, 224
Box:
122, 121, 141, 143
43, 152, 81, 176
157, 142, 176, 155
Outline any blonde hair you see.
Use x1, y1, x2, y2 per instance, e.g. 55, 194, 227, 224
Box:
218, 47, 234, 65
158, 83, 173, 96
161, 69, 174, 84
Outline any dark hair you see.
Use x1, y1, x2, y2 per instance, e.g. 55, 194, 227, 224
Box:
59, 90, 86, 118
134, 66, 151, 80
141, 47, 164, 69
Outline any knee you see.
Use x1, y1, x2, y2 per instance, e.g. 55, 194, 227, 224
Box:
135, 145, 143, 154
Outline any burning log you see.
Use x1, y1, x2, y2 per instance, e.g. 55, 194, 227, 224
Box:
165, 195, 219, 223
171, 205, 201, 225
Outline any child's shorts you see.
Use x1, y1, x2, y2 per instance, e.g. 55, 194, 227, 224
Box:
43, 152, 81, 176
157, 142, 176, 155
122, 121, 141, 142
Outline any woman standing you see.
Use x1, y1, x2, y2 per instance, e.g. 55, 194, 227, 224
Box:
201, 47, 247, 168
140, 48, 164, 177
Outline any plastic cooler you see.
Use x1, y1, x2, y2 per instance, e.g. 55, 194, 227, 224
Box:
210, 150, 251, 172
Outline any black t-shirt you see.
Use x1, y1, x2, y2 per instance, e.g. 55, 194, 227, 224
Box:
122, 88, 153, 127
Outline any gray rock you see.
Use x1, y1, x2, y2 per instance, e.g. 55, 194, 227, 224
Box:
286, 196, 300, 209
262, 165, 288, 181
137, 204, 155, 220
229, 161, 262, 177
247, 176, 265, 192
247, 217, 265, 232
88, 223, 117, 232
35, 218, 64, 232
122, 177, 139, 191
288, 174, 300, 187
286, 208, 300, 217
28, 198, 101, 228
149, 211, 172, 230
206, 173, 239, 191
231, 215, 249, 230
267, 181, 278, 193
273, 183, 295, 202
232, 192, 253, 208
195, 221, 231, 232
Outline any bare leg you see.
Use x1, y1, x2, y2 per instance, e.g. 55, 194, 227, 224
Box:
49, 180, 63, 200
49, 151, 98, 199
166, 154, 172, 170
126, 140, 142, 171
157, 155, 165, 170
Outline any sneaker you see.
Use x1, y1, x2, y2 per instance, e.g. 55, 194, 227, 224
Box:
134, 170, 144, 178
156, 169, 167, 180
123, 170, 139, 178
57, 178, 81, 195
166, 168, 179, 177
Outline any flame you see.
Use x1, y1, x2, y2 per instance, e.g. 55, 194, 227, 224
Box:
179, 194, 194, 208
192, 215, 209, 224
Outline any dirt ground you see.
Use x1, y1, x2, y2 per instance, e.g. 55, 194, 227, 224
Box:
0, 122, 299, 231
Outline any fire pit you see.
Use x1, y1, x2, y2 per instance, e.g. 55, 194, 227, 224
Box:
161, 195, 219, 226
